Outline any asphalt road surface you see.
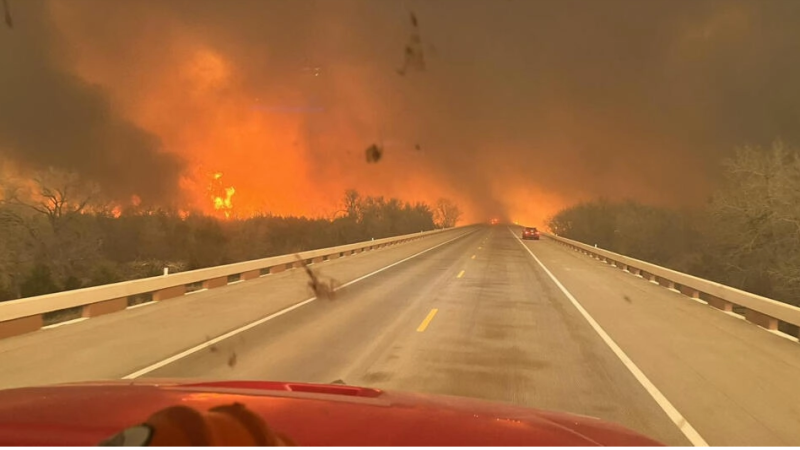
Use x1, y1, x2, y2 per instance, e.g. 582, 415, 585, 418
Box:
2, 225, 800, 445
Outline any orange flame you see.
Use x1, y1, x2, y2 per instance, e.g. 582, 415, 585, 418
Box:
210, 172, 235, 218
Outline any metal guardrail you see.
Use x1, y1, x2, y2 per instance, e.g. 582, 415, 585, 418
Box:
0, 227, 466, 339
544, 233, 800, 340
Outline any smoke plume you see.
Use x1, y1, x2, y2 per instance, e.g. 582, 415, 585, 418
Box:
3, 0, 800, 223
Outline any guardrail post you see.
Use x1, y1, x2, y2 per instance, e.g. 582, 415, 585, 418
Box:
82, 297, 127, 317
327, 253, 341, 260
241, 270, 260, 281
679, 286, 701, 300
745, 309, 779, 330
0, 315, 42, 339
269, 265, 285, 274
659, 279, 676, 290
312, 256, 324, 264
203, 277, 228, 289
153, 285, 186, 301
705, 295, 733, 312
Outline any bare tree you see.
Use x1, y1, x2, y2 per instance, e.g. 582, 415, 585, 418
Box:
434, 198, 462, 228
0, 168, 103, 294
709, 141, 800, 302
342, 189, 362, 220
3, 167, 100, 234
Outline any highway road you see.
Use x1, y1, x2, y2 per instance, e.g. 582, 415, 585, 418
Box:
1, 225, 799, 445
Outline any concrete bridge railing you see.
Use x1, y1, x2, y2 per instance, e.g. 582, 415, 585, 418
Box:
545, 233, 800, 341
0, 227, 464, 340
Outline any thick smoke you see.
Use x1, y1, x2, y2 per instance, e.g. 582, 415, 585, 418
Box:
0, 0, 184, 204
4, 0, 800, 222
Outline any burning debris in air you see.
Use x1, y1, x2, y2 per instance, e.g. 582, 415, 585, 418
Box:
204, 335, 238, 369
3, 0, 12, 29
295, 254, 339, 300
365, 144, 383, 163
397, 11, 426, 76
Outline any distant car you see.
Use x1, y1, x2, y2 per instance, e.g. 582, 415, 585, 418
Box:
522, 227, 540, 240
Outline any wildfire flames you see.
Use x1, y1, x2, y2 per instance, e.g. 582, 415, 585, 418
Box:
46, 3, 566, 226
209, 172, 236, 218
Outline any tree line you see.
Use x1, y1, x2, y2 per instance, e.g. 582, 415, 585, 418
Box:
548, 141, 800, 307
0, 173, 462, 301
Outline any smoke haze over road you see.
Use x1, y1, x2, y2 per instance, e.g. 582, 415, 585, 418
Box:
2, 0, 800, 223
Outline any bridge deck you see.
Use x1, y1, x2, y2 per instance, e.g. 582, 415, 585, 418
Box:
1, 226, 798, 445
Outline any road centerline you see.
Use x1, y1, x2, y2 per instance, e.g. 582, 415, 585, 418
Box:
417, 308, 439, 332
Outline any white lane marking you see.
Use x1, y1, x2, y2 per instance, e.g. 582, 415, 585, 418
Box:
723, 311, 746, 320
767, 328, 800, 343
185, 288, 209, 296
126, 301, 157, 310
42, 317, 88, 329
122, 230, 474, 380
510, 228, 709, 447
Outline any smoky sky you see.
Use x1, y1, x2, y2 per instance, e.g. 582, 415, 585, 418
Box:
3, 0, 800, 220
0, 0, 184, 204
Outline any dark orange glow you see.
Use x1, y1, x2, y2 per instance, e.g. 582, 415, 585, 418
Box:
8, 0, 800, 229
46, 2, 569, 223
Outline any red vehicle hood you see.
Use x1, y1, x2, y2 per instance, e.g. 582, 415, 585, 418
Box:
0, 380, 662, 446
